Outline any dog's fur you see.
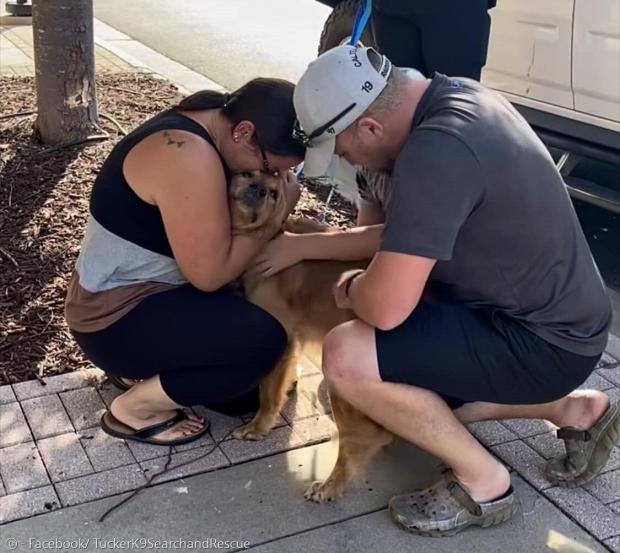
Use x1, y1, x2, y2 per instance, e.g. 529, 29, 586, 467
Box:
229, 171, 394, 503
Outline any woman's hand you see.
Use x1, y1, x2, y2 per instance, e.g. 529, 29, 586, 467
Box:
252, 232, 302, 277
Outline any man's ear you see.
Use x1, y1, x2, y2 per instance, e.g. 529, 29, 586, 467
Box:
357, 116, 384, 142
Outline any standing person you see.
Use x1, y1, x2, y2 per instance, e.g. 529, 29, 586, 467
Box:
255, 45, 616, 535
65, 78, 305, 446
372, 0, 496, 80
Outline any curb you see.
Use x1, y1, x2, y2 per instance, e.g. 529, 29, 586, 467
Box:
93, 19, 228, 96
0, 13, 32, 26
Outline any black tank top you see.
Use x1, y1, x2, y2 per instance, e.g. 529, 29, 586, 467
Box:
90, 110, 231, 258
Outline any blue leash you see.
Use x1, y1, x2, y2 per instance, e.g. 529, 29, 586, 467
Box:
349, 0, 372, 46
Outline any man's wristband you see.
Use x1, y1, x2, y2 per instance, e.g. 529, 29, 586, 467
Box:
344, 270, 365, 298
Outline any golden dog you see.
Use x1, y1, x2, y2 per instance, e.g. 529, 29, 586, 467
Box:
229, 170, 395, 503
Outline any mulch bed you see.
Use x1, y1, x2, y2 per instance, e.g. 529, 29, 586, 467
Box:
0, 73, 355, 385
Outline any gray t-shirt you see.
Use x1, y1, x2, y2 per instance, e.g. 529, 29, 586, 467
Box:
380, 73, 611, 356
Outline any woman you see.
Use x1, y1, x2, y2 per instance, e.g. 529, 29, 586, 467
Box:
65, 78, 305, 446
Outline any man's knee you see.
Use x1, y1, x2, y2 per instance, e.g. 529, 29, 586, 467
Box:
322, 321, 379, 389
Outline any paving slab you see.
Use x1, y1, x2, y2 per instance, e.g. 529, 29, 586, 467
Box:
605, 536, 620, 553
544, 486, 620, 541
598, 352, 620, 370
606, 333, 620, 361
60, 388, 107, 431
0, 384, 16, 405
192, 406, 244, 442
468, 420, 519, 446
0, 441, 49, 493
0, 402, 32, 447
20, 395, 73, 439
299, 355, 322, 376
37, 433, 94, 483
602, 447, 620, 475
0, 440, 607, 552
580, 371, 616, 391
78, 426, 136, 472
584, 469, 620, 505
96, 383, 122, 408
173, 429, 215, 453
220, 425, 304, 464
124, 439, 167, 463
140, 446, 229, 484
12, 369, 103, 401
291, 414, 337, 444
599, 365, 620, 388
55, 464, 147, 507
281, 374, 331, 423
249, 479, 608, 553
0, 485, 59, 524
492, 440, 552, 491
525, 431, 565, 460
501, 418, 556, 438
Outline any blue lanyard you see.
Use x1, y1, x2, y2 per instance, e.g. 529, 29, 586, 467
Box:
349, 0, 373, 46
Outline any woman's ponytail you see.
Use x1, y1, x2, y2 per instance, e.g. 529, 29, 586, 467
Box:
175, 90, 229, 111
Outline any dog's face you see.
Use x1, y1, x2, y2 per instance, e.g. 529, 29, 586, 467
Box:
229, 170, 287, 238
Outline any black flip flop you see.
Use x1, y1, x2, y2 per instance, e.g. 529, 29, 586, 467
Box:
105, 373, 133, 391
100, 409, 210, 446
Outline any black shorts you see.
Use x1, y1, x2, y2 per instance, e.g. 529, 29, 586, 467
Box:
376, 300, 601, 409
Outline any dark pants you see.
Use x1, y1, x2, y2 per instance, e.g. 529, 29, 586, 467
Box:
71, 286, 287, 416
372, 1, 493, 80
377, 300, 601, 410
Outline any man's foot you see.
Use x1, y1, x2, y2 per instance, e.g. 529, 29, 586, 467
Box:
551, 390, 610, 430
107, 394, 208, 444
389, 471, 518, 537
545, 397, 620, 487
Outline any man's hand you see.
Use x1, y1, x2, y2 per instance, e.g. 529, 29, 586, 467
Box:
252, 232, 302, 277
333, 269, 365, 310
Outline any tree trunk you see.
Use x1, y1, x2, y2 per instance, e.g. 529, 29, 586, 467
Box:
32, 0, 102, 145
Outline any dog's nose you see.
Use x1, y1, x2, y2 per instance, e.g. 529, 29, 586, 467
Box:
243, 183, 267, 207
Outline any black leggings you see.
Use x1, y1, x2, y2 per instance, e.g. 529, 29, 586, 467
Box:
71, 286, 287, 415
372, 3, 492, 80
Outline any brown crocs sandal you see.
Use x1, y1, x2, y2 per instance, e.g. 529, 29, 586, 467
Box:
389, 472, 518, 537
101, 409, 210, 446
545, 399, 620, 488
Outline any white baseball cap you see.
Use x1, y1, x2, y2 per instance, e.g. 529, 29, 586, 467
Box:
293, 45, 392, 177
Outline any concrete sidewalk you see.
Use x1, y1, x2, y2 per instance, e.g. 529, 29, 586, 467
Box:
1, 342, 619, 551
1, 18, 619, 553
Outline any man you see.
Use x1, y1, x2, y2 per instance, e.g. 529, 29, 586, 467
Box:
372, 0, 495, 80
254, 45, 617, 536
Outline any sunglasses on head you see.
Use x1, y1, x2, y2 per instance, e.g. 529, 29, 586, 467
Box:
293, 103, 357, 147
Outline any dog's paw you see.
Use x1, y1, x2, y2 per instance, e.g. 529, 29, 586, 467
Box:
232, 422, 268, 441
304, 479, 343, 503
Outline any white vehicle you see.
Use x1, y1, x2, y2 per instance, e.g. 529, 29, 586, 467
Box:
317, 0, 620, 213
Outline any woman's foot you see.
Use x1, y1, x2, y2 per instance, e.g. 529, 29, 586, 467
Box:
105, 373, 142, 391
108, 380, 208, 443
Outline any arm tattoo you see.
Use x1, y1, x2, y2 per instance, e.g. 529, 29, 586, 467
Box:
163, 130, 185, 148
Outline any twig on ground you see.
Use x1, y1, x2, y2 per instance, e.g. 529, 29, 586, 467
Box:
36, 133, 110, 156
0, 110, 36, 121
98, 424, 239, 523
100, 113, 128, 136
0, 247, 19, 267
